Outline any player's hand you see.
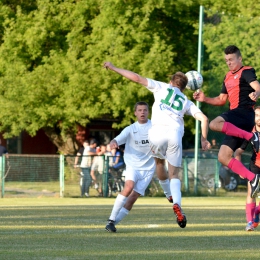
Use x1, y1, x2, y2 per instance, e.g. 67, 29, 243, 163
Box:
201, 140, 211, 151
103, 61, 114, 70
249, 91, 258, 101
193, 89, 205, 102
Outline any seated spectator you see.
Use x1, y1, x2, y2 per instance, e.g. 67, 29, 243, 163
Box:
111, 147, 125, 170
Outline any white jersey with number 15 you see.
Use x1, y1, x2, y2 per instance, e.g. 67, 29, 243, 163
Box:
146, 78, 201, 132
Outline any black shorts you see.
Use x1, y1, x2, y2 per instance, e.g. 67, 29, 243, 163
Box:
220, 107, 254, 151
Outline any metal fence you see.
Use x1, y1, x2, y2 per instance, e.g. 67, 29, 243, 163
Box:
0, 154, 61, 198
0, 153, 227, 198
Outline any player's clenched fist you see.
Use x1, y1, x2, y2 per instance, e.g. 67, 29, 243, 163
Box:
193, 89, 205, 102
103, 61, 115, 70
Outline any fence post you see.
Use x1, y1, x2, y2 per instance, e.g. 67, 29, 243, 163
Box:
0, 156, 4, 198
59, 155, 65, 198
103, 156, 109, 197
214, 159, 220, 195
183, 158, 189, 193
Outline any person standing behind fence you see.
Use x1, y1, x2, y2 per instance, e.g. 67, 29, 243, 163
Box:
105, 101, 156, 233
90, 144, 107, 196
74, 139, 97, 197
74, 141, 89, 197
74, 141, 89, 166
105, 144, 113, 166
0, 139, 8, 158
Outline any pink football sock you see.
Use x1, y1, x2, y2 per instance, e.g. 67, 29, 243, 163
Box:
256, 204, 260, 216
222, 122, 253, 140
246, 202, 256, 222
228, 158, 255, 181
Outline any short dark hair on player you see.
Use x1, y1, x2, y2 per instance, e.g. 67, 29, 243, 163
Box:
254, 106, 260, 111
170, 72, 188, 91
134, 101, 149, 111
224, 45, 241, 57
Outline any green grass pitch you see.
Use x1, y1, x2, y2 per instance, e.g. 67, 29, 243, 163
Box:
0, 196, 260, 260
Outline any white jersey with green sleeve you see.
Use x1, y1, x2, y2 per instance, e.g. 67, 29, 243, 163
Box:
146, 78, 201, 131
114, 120, 155, 171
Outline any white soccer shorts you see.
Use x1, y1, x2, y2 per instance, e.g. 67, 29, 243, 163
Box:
124, 166, 155, 196
148, 125, 183, 167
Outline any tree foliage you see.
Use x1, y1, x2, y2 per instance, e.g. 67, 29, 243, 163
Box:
0, 0, 203, 153
3, 1, 259, 154
201, 0, 260, 121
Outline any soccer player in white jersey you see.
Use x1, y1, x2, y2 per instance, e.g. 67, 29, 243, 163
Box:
105, 101, 156, 232
104, 62, 211, 229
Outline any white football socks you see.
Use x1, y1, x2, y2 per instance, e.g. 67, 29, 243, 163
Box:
170, 178, 181, 206
159, 179, 172, 198
115, 207, 129, 224
109, 194, 127, 221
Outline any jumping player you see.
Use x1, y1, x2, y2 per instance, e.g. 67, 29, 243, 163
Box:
193, 45, 260, 198
105, 101, 156, 232
104, 62, 211, 229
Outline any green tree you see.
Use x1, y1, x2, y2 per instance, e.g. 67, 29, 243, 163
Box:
0, 0, 203, 154
186, 0, 260, 144
201, 1, 260, 121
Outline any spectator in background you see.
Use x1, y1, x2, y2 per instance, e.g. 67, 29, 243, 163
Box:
74, 141, 89, 197
74, 141, 89, 167
211, 139, 219, 149
110, 147, 125, 170
0, 139, 8, 158
105, 144, 113, 167
74, 139, 97, 197
90, 144, 107, 196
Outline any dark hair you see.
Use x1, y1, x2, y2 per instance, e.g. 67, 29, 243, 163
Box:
254, 106, 260, 111
224, 45, 241, 57
170, 72, 188, 91
89, 138, 97, 145
134, 101, 149, 111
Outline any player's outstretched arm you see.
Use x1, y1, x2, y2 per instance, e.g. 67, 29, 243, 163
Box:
193, 91, 227, 106
194, 112, 211, 151
103, 61, 148, 86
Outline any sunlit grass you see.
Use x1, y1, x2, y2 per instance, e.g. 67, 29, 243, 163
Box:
0, 197, 260, 259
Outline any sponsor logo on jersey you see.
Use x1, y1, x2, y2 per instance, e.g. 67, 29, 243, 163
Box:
135, 140, 149, 145
160, 103, 172, 112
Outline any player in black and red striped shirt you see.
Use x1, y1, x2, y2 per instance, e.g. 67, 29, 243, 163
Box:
193, 45, 260, 198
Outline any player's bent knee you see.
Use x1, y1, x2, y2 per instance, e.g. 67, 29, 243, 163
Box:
121, 183, 134, 197
209, 121, 218, 131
